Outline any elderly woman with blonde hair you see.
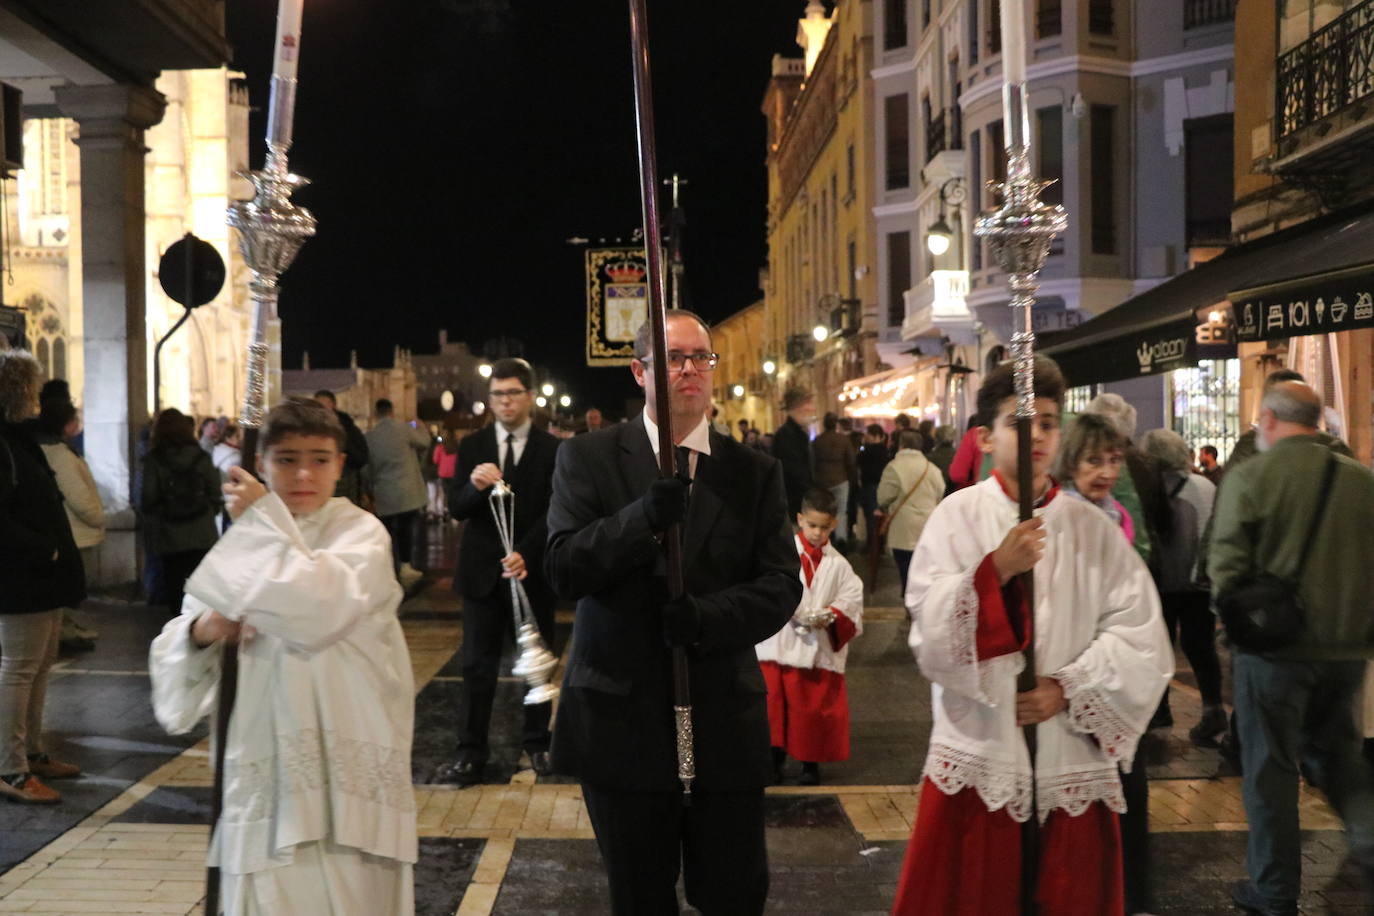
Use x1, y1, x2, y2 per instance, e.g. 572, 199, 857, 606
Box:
0, 349, 85, 804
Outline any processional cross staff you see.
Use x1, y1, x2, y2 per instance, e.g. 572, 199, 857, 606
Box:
972, 0, 1067, 911
209, 0, 317, 912
626, 0, 696, 799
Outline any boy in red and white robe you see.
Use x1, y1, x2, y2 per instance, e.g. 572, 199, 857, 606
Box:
756, 487, 863, 785
892, 359, 1171, 916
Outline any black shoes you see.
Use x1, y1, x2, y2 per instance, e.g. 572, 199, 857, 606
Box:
798, 762, 821, 786
1229, 880, 1297, 916
434, 758, 484, 787
529, 750, 552, 777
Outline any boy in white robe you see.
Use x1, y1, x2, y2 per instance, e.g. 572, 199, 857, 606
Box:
150, 399, 417, 916
891, 358, 1171, 916
756, 487, 864, 785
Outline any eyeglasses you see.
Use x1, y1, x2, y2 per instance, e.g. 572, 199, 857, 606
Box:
489, 388, 528, 401
639, 351, 719, 371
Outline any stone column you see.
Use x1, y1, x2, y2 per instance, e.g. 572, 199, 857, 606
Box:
55, 83, 166, 586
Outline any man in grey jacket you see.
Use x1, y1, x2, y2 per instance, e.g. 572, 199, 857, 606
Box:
1209, 381, 1374, 916
365, 398, 430, 583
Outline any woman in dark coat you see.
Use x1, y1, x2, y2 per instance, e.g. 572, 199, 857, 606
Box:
0, 349, 85, 803
140, 408, 222, 615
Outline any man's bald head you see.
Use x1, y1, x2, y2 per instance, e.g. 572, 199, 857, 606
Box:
1261, 381, 1322, 429
1257, 381, 1323, 452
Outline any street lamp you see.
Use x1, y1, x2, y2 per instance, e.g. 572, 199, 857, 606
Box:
812, 324, 829, 343
541, 382, 555, 397
732, 384, 745, 398
473, 400, 486, 415
478, 363, 493, 379
926, 177, 967, 257
535, 395, 548, 408
762, 359, 777, 376
559, 394, 571, 408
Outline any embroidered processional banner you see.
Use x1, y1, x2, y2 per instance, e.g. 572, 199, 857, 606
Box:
586, 247, 649, 366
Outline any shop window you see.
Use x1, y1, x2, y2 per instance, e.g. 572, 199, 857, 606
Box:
1170, 359, 1241, 463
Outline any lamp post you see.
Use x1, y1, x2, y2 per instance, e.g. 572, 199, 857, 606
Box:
926, 177, 968, 259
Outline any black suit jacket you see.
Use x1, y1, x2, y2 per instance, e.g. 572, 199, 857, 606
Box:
544, 419, 801, 791
773, 416, 813, 515
451, 423, 560, 600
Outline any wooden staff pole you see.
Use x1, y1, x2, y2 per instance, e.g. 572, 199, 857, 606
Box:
626, 0, 695, 798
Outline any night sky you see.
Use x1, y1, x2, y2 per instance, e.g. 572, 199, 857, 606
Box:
225, 0, 807, 412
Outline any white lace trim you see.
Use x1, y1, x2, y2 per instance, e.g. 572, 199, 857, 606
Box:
949, 571, 996, 703
1054, 661, 1141, 772
923, 742, 1033, 823
1039, 768, 1127, 820
225, 728, 416, 825
924, 743, 1128, 824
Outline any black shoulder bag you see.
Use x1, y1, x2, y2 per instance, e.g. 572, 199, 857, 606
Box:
1217, 451, 1338, 652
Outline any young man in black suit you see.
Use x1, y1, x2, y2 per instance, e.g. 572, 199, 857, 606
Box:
438, 358, 560, 785
545, 310, 800, 914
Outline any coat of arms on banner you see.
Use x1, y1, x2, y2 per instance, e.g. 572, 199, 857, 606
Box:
586, 247, 649, 366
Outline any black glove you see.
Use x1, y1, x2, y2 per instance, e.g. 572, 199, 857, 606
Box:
641, 476, 688, 532
663, 593, 702, 648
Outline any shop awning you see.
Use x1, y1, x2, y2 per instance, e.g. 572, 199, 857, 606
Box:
1040, 202, 1374, 386
839, 362, 937, 419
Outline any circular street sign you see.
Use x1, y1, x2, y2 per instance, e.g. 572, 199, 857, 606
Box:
159, 234, 226, 308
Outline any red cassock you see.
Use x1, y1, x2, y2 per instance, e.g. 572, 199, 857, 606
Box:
758, 537, 862, 763
891, 550, 1124, 916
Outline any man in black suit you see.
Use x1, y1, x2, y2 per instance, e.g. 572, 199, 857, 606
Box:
439, 358, 560, 785
545, 310, 800, 914
773, 386, 815, 516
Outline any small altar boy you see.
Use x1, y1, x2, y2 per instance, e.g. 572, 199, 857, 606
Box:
891, 358, 1171, 915
756, 486, 864, 786
150, 399, 417, 916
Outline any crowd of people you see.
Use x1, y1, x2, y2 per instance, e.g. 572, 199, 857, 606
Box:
2, 322, 1374, 916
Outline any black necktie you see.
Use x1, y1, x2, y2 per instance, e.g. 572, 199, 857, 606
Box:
502, 433, 517, 478
675, 445, 692, 482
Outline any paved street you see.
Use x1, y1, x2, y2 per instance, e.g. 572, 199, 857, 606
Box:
1, 523, 1370, 915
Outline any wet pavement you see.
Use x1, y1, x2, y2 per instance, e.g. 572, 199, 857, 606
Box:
1, 519, 1370, 914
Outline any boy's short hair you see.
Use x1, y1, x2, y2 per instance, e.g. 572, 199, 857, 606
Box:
1199, 444, 1218, 459
1053, 412, 1126, 481
490, 357, 534, 391
800, 487, 838, 517
976, 356, 1066, 425
261, 398, 346, 452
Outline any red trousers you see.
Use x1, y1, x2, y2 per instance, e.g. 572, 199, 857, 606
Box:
759, 661, 850, 762
891, 780, 1124, 915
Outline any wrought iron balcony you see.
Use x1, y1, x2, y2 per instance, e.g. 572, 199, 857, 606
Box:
925, 109, 964, 164
1184, 0, 1235, 30
1276, 0, 1374, 145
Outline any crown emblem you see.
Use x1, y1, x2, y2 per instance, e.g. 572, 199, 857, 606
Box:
1137, 341, 1153, 371
606, 260, 646, 283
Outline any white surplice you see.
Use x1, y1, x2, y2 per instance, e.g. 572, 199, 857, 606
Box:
906, 476, 1172, 823
149, 493, 417, 891
755, 539, 864, 675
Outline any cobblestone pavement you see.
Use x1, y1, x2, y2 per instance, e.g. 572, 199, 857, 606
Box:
1, 523, 1370, 914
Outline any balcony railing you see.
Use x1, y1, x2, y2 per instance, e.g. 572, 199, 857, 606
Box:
1276, 0, 1374, 139
1184, 0, 1235, 29
925, 109, 964, 163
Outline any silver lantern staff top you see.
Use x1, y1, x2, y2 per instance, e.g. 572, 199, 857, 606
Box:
488, 480, 560, 706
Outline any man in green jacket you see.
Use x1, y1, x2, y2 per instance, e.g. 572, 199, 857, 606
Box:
1208, 381, 1374, 916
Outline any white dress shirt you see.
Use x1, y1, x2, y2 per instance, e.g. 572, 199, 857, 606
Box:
641, 411, 712, 479
496, 419, 533, 468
